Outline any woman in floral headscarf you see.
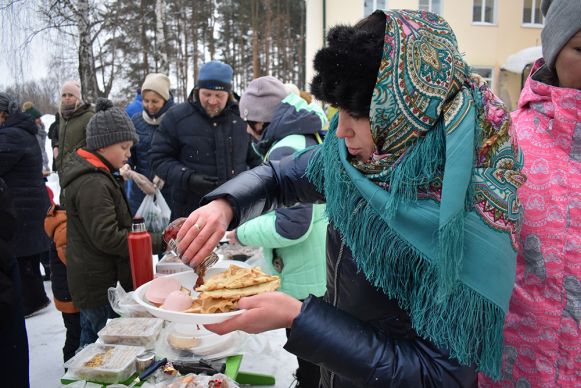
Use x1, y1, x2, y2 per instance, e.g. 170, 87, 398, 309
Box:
175, 10, 524, 387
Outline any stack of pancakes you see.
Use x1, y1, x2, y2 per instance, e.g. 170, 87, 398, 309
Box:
186, 265, 280, 314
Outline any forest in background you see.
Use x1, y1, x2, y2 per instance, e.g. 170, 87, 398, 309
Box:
1, 0, 307, 113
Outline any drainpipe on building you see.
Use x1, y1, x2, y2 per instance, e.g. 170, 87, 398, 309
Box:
323, 0, 327, 45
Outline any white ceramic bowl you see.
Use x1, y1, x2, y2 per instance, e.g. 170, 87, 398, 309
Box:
134, 260, 250, 324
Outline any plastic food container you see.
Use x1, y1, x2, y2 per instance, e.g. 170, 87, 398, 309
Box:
98, 318, 163, 349
64, 343, 145, 384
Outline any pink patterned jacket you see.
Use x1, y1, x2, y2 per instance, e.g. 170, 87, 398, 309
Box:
480, 59, 580, 387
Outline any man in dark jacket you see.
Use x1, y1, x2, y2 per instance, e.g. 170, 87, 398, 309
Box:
150, 61, 261, 219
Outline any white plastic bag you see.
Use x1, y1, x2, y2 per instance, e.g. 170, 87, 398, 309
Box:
108, 282, 152, 318
136, 189, 171, 233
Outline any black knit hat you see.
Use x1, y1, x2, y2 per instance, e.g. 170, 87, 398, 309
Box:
86, 98, 139, 150
310, 11, 386, 118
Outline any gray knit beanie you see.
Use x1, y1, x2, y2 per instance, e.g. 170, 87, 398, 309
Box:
239, 76, 288, 123
541, 0, 581, 70
86, 98, 139, 150
0, 92, 19, 116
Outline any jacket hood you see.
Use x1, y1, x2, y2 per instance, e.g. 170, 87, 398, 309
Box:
254, 93, 327, 156
518, 58, 581, 156
60, 148, 116, 189
2, 110, 38, 136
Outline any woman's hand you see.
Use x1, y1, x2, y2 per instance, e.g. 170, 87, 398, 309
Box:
205, 292, 302, 335
177, 198, 234, 267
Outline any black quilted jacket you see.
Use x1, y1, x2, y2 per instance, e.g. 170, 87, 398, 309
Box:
204, 147, 477, 388
150, 91, 261, 218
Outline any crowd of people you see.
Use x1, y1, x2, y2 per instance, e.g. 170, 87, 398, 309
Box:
0, 1, 579, 387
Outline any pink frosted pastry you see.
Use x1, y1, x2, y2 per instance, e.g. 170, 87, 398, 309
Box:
145, 277, 181, 305
161, 290, 193, 311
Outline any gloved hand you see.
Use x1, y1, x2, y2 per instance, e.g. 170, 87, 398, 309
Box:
153, 175, 165, 190
188, 174, 219, 192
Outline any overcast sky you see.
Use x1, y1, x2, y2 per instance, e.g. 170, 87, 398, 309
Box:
0, 1, 53, 85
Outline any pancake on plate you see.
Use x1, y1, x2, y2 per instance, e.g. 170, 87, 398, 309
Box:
186, 265, 279, 313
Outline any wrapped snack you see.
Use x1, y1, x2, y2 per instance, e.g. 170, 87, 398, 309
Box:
98, 318, 163, 349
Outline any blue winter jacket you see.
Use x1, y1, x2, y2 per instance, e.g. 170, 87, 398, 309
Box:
128, 100, 175, 215
124, 92, 143, 118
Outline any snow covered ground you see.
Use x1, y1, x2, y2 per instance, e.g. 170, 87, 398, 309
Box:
26, 118, 298, 387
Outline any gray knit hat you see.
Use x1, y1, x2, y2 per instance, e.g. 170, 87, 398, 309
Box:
239, 76, 288, 123
86, 98, 139, 150
0, 92, 19, 116
541, 0, 581, 70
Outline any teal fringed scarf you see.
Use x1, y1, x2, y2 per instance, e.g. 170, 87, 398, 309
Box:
306, 10, 525, 379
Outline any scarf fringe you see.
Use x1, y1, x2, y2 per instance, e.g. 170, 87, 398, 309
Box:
306, 133, 504, 379
437, 211, 465, 301
383, 126, 445, 218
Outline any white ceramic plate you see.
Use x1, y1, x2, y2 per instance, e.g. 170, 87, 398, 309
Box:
134, 260, 250, 324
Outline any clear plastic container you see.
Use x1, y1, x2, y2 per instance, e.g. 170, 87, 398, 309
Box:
64, 343, 145, 384
98, 318, 163, 349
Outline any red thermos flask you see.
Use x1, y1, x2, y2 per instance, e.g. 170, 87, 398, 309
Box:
128, 217, 154, 289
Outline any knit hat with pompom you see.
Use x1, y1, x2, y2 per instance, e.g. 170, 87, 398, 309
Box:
86, 98, 139, 150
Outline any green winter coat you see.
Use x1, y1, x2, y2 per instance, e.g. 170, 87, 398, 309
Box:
60, 149, 133, 309
55, 103, 94, 172
235, 94, 328, 300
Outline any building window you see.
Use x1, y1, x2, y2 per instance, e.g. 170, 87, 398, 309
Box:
364, 0, 388, 16
473, 0, 496, 24
522, 0, 543, 26
473, 67, 494, 89
419, 0, 442, 15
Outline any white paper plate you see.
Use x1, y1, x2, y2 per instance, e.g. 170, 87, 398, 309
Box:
134, 260, 251, 324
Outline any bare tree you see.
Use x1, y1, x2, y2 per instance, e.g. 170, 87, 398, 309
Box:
154, 0, 168, 73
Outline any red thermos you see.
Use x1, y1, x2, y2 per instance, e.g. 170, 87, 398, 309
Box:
128, 217, 154, 289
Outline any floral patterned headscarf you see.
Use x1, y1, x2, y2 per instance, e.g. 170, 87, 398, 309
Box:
306, 10, 525, 379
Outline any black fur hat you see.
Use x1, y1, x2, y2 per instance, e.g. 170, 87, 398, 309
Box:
310, 11, 386, 118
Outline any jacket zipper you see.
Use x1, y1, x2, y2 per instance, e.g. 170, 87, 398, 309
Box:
330, 203, 361, 387
329, 241, 345, 388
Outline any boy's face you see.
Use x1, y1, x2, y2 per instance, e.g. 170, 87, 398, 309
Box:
98, 141, 133, 170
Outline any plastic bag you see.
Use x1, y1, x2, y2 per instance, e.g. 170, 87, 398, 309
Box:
108, 282, 152, 318
136, 189, 171, 233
